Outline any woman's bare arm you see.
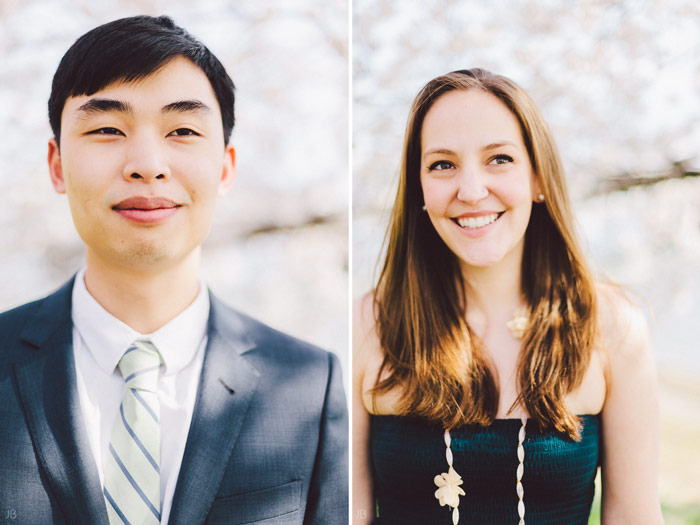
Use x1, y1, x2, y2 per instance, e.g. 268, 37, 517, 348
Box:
352, 293, 378, 524
599, 286, 663, 524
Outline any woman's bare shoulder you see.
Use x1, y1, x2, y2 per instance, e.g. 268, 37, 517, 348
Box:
353, 292, 377, 338
595, 282, 654, 380
353, 292, 384, 377
353, 292, 402, 413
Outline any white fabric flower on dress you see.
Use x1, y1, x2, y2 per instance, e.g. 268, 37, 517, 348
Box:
434, 466, 465, 508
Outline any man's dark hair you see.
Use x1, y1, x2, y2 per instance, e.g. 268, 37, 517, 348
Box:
48, 15, 235, 147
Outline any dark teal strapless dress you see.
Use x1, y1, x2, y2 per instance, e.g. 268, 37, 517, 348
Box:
371, 414, 600, 524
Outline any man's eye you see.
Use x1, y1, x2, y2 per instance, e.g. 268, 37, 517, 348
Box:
427, 160, 454, 171
88, 127, 123, 135
489, 154, 514, 165
169, 128, 200, 137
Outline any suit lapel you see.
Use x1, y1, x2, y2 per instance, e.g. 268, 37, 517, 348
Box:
169, 295, 260, 525
13, 279, 107, 524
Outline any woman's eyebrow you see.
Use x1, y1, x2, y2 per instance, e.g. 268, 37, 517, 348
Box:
423, 141, 517, 158
423, 147, 456, 157
483, 141, 517, 151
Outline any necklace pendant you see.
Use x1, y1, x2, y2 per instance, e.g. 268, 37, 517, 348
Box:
507, 308, 529, 339
434, 430, 465, 517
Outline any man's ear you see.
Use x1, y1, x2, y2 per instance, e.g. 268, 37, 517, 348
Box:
47, 138, 66, 194
218, 143, 236, 197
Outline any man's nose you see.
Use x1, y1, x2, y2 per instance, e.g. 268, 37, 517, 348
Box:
456, 167, 488, 203
122, 134, 171, 182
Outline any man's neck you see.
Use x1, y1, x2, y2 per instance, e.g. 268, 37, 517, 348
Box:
83, 250, 202, 334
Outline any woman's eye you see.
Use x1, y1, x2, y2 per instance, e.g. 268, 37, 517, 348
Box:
489, 154, 514, 165
88, 127, 123, 135
169, 128, 200, 137
428, 160, 454, 171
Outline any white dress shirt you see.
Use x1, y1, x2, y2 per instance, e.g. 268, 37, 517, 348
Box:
71, 268, 209, 524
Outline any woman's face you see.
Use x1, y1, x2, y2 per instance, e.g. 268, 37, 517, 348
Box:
420, 89, 541, 273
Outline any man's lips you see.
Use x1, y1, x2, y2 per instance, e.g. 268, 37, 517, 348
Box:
112, 197, 182, 224
112, 196, 181, 211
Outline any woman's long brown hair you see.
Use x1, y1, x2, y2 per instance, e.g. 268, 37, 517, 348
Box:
372, 69, 597, 440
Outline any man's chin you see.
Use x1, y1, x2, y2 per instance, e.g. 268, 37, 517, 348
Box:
91, 243, 181, 270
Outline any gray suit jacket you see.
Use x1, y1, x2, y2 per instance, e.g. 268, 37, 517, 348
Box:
0, 278, 348, 524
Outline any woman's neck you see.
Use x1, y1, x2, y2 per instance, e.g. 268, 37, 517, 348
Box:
460, 246, 525, 333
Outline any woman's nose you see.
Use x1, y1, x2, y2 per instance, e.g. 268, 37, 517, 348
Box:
456, 168, 488, 203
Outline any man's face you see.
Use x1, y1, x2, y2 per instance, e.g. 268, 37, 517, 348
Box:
48, 56, 235, 271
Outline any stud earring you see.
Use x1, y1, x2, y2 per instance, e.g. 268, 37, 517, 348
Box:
422, 205, 427, 211
537, 193, 545, 202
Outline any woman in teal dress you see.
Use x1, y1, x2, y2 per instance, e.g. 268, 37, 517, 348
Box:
353, 69, 663, 524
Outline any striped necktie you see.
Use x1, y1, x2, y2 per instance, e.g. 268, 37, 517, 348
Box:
103, 340, 163, 524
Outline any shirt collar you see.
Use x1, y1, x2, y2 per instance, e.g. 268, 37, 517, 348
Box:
71, 268, 210, 377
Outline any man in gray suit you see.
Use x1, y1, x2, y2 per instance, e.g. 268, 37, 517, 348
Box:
0, 15, 347, 524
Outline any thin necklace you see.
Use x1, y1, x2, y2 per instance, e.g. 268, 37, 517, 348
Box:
434, 307, 529, 522
434, 416, 528, 524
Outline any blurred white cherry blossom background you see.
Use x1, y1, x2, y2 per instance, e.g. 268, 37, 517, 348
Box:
0, 1, 349, 371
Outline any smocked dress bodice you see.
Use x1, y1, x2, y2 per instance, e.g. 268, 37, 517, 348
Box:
370, 414, 601, 524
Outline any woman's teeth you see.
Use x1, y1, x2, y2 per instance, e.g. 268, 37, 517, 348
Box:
456, 213, 500, 229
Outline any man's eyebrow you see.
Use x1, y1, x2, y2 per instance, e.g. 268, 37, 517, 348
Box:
162, 99, 212, 114
75, 98, 133, 116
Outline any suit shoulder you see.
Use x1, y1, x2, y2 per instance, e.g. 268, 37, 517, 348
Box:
0, 297, 45, 344
0, 298, 48, 367
0, 280, 74, 363
247, 312, 329, 359
210, 295, 334, 365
